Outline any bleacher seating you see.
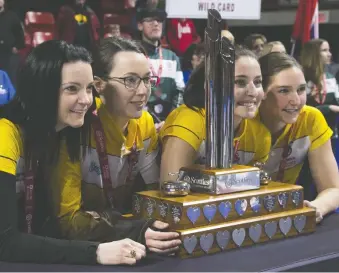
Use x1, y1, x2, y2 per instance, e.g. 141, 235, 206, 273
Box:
32, 31, 54, 47
18, 1, 170, 57
24, 11, 55, 35
100, 0, 126, 13
103, 13, 132, 30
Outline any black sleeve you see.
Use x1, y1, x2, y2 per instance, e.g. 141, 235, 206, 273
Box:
96, 209, 155, 244
0, 171, 99, 264
58, 207, 155, 244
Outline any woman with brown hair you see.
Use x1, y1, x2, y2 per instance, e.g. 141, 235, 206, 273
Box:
160, 47, 271, 184
258, 52, 339, 223
300, 39, 339, 132
48, 37, 181, 254
0, 40, 147, 265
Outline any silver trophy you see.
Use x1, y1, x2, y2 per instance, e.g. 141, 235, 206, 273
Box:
179, 9, 260, 195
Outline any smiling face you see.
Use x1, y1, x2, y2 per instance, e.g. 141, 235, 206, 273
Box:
56, 61, 94, 131
102, 51, 151, 120
263, 66, 307, 125
234, 56, 264, 120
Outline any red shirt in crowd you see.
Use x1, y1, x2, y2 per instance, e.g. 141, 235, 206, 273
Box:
167, 18, 201, 56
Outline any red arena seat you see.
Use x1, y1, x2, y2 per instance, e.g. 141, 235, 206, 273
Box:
24, 11, 55, 34
32, 32, 54, 47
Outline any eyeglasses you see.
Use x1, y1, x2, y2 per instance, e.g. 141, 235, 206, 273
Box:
104, 75, 159, 90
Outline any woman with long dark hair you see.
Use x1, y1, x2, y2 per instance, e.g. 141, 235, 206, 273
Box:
48, 37, 181, 254
0, 40, 147, 265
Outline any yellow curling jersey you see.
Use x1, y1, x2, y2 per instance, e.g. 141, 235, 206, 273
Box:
0, 118, 25, 193
257, 105, 332, 184
50, 98, 160, 221
160, 104, 271, 166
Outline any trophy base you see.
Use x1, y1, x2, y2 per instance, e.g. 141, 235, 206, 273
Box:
177, 207, 315, 258
132, 181, 304, 230
179, 164, 260, 195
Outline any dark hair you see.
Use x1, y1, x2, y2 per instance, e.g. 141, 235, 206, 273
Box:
182, 43, 206, 71
92, 36, 146, 78
184, 47, 258, 110
259, 52, 302, 91
193, 43, 205, 57
300, 39, 326, 91
0, 40, 93, 170
243, 33, 267, 50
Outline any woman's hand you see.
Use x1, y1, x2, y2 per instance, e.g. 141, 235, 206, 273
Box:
145, 221, 181, 254
308, 140, 339, 218
96, 238, 146, 265
303, 200, 323, 223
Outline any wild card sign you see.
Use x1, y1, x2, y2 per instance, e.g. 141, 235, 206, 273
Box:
166, 0, 261, 20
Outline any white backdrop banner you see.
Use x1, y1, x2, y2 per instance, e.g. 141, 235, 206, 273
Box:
166, 0, 261, 20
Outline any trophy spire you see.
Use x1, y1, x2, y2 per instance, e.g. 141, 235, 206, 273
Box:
205, 9, 235, 169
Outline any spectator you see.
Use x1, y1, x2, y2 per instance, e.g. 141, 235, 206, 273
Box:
56, 0, 100, 51
167, 18, 201, 57
104, 24, 121, 38
269, 41, 286, 53
191, 43, 205, 69
244, 33, 267, 56
0, 69, 15, 105
301, 39, 339, 135
182, 43, 204, 84
221, 29, 235, 44
0, 0, 25, 84
261, 41, 286, 57
132, 0, 164, 39
137, 8, 185, 121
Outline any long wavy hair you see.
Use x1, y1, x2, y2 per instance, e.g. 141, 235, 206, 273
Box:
300, 39, 326, 92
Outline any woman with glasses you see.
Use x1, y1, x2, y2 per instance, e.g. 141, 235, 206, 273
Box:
0, 40, 148, 265
48, 37, 181, 254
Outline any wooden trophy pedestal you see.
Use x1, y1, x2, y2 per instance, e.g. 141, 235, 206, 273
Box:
133, 182, 305, 230
178, 207, 315, 258
132, 181, 316, 258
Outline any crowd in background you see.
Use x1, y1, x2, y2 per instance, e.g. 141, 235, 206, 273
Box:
1, 0, 339, 163
1, 0, 339, 128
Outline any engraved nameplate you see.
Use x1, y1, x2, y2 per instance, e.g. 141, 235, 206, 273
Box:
179, 165, 260, 195
179, 171, 215, 192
